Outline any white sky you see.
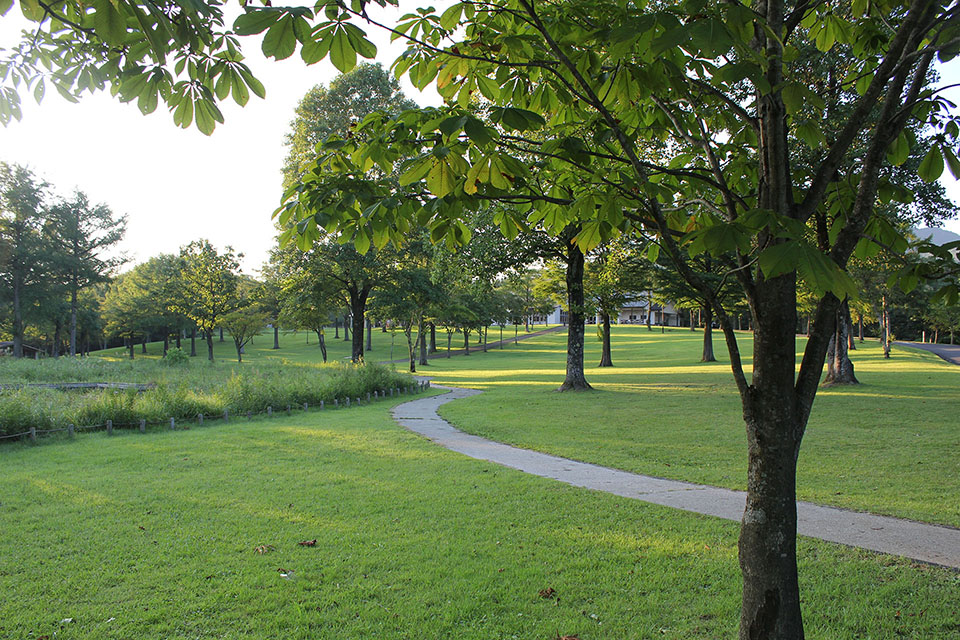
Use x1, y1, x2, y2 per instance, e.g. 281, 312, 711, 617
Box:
1, 6, 959, 276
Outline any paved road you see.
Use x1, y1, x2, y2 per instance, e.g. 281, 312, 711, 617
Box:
895, 341, 960, 365
395, 385, 960, 569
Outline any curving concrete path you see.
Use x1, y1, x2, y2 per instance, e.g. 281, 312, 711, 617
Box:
393, 384, 960, 569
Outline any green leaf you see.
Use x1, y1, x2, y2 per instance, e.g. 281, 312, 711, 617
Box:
918, 145, 944, 183
0, 0, 14, 16
398, 157, 433, 185
759, 240, 857, 298
439, 3, 462, 30
688, 19, 733, 58
464, 117, 493, 146
354, 228, 371, 254
262, 17, 298, 60
426, 160, 455, 197
301, 36, 331, 65
943, 146, 960, 180
886, 132, 909, 166
329, 29, 357, 73
93, 0, 128, 46
475, 75, 500, 101
234, 9, 281, 36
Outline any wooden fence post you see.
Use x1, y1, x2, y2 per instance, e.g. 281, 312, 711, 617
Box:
170, 417, 175, 430
106, 419, 113, 436
29, 427, 37, 444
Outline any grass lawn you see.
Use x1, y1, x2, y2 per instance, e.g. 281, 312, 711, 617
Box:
412, 326, 960, 527
92, 323, 542, 365
1, 398, 957, 639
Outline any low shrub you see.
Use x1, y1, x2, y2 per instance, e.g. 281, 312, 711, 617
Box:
0, 360, 413, 439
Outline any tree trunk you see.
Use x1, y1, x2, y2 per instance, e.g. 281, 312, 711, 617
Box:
701, 306, 716, 362
881, 296, 891, 358
598, 311, 613, 367
429, 322, 437, 353
558, 239, 592, 391
128, 337, 135, 360
318, 332, 327, 363
53, 319, 62, 357
690, 308, 696, 330
163, 334, 169, 356
69, 280, 78, 357
343, 314, 351, 342
737, 275, 806, 640
447, 332, 452, 357
858, 314, 864, 343
190, 327, 197, 357
141, 335, 147, 354
366, 316, 373, 352
219, 327, 224, 342
236, 341, 243, 363
273, 324, 280, 350
646, 298, 653, 332
482, 326, 488, 352
847, 306, 856, 351
418, 316, 428, 366
348, 289, 369, 363
335, 318, 340, 339
463, 329, 471, 355
176, 332, 181, 349
12, 276, 24, 358
499, 325, 504, 348
404, 325, 416, 373
206, 330, 215, 362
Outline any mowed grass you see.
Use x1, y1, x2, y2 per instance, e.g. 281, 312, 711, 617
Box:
415, 326, 960, 527
1, 399, 958, 639
93, 323, 532, 365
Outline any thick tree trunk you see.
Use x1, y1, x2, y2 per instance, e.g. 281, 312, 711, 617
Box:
447, 332, 452, 357
558, 240, 592, 391
219, 327, 224, 342
318, 331, 327, 363
429, 322, 437, 353
163, 334, 169, 356
141, 335, 147, 354
273, 325, 280, 350
335, 319, 340, 339
824, 302, 858, 385
348, 289, 369, 363
418, 316, 428, 366
366, 316, 373, 352
463, 329, 471, 355
858, 314, 864, 343
206, 331, 215, 362
128, 337, 135, 360
176, 332, 181, 349
846, 306, 856, 351
236, 341, 243, 363
701, 306, 716, 362
690, 308, 696, 330
344, 314, 350, 341
598, 312, 613, 367
482, 326, 488, 352
190, 327, 197, 357
737, 275, 806, 640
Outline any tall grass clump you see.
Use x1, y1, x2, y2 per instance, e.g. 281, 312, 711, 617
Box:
0, 359, 412, 439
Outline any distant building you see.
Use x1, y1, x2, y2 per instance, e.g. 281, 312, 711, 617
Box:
535, 293, 684, 327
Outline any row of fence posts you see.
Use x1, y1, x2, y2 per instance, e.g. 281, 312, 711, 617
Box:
23, 380, 432, 444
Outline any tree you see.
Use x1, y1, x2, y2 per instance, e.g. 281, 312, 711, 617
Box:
45, 191, 126, 356
9, 0, 960, 636
222, 308, 268, 363
585, 237, 651, 367
174, 240, 240, 362
0, 163, 47, 358
102, 268, 151, 359
283, 62, 416, 187
271, 2, 960, 636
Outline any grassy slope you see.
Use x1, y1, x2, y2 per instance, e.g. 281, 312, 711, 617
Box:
1, 400, 957, 639
419, 326, 960, 527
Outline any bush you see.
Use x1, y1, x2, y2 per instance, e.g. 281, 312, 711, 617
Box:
163, 348, 189, 366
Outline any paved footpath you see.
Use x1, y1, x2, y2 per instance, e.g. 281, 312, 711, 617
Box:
394, 385, 960, 569
895, 341, 960, 365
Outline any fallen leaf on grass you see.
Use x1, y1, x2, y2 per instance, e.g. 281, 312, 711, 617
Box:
538, 587, 556, 598
297, 539, 317, 547
254, 545, 275, 554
